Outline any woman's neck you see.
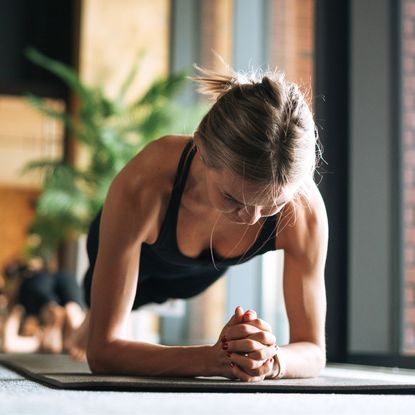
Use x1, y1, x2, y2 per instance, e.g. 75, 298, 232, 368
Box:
184, 149, 213, 211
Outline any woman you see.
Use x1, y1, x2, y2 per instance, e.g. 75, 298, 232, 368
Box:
69, 65, 329, 382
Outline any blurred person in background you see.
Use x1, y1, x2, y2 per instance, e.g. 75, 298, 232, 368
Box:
0, 256, 85, 354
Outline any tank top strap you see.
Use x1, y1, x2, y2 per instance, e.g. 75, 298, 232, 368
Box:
154, 139, 196, 248
256, 213, 278, 252
171, 139, 196, 199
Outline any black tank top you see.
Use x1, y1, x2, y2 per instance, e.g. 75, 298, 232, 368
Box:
83, 138, 278, 308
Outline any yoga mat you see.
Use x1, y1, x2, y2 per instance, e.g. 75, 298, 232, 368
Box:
1, 353, 415, 394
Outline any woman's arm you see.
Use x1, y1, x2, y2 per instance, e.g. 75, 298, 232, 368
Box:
86, 158, 217, 377
86, 157, 244, 377
271, 185, 329, 379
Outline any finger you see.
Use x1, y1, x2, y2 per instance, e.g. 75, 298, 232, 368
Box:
248, 345, 275, 360
225, 324, 276, 345
231, 362, 265, 382
235, 306, 245, 321
242, 309, 257, 322
225, 305, 245, 327
257, 357, 275, 377
228, 351, 267, 370
242, 317, 273, 333
223, 337, 262, 354
244, 330, 276, 347
226, 323, 261, 340
230, 353, 274, 376
233, 341, 277, 363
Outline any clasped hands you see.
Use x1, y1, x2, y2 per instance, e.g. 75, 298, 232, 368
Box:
214, 305, 279, 382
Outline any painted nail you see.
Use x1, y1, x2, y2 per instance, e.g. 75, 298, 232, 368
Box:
244, 312, 254, 319
221, 336, 227, 343
222, 342, 228, 350
230, 362, 235, 368
226, 352, 232, 357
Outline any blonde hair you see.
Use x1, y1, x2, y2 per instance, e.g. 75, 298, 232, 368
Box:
190, 64, 323, 206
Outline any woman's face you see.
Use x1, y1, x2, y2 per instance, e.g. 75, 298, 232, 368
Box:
202, 164, 295, 225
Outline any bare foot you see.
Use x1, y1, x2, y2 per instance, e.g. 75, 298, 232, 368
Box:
64, 310, 90, 362
3, 305, 41, 353
63, 302, 85, 351
21, 315, 41, 336
39, 303, 66, 354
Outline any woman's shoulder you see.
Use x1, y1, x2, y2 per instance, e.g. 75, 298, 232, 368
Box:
112, 135, 191, 193
276, 178, 328, 253
106, 135, 193, 242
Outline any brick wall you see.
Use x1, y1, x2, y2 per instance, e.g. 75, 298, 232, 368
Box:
403, 0, 415, 355
269, 0, 314, 109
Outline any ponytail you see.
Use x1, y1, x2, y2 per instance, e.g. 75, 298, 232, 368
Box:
189, 64, 237, 101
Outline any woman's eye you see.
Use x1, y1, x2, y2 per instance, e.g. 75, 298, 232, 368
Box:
223, 195, 239, 205
224, 196, 235, 203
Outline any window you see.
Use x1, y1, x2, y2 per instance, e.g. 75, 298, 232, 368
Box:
402, 0, 415, 356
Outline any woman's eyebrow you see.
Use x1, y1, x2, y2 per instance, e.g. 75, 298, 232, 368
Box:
223, 191, 287, 207
223, 191, 244, 204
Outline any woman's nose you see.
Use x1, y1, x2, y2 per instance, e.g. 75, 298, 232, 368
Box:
238, 206, 262, 225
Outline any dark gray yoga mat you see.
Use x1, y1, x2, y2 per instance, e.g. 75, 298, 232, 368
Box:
1, 353, 415, 394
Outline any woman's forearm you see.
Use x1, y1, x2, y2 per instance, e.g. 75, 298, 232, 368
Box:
88, 339, 215, 377
268, 341, 326, 379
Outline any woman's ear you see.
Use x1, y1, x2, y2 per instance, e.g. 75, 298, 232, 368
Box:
193, 137, 207, 164
196, 144, 205, 162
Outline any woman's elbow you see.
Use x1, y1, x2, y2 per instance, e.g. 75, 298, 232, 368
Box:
86, 344, 110, 374
317, 351, 327, 376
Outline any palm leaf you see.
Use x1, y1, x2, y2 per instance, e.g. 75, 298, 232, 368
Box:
25, 47, 93, 106
20, 160, 62, 179
116, 49, 146, 108
23, 50, 203, 260
26, 94, 75, 133
132, 70, 188, 108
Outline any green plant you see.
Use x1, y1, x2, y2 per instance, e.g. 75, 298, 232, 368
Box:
22, 48, 208, 260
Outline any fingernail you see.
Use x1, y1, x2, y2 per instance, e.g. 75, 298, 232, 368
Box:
226, 352, 232, 357
230, 362, 235, 368
221, 335, 227, 343
222, 342, 228, 350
